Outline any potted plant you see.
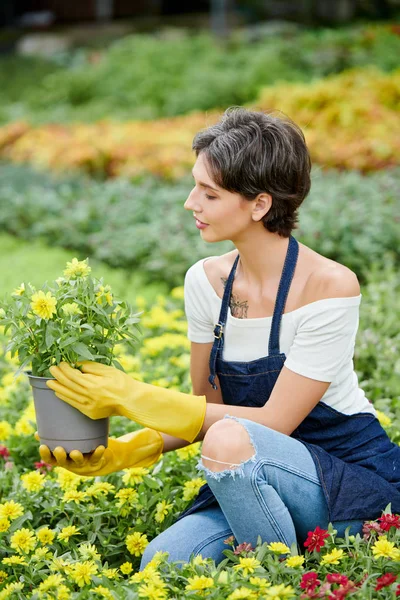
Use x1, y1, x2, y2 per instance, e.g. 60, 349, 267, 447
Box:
0, 258, 140, 453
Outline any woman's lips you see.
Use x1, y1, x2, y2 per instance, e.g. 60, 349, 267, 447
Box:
195, 218, 209, 230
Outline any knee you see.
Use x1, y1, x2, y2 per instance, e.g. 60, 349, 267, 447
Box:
201, 418, 255, 471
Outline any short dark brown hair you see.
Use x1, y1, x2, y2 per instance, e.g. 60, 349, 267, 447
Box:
192, 107, 311, 237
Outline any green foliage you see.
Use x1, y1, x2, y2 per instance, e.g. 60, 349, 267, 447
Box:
0, 162, 399, 287
1, 24, 399, 124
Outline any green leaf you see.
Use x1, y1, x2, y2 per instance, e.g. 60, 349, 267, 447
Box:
71, 342, 95, 360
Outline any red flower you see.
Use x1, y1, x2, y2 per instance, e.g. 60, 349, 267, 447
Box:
378, 513, 400, 531
396, 583, 400, 596
362, 520, 384, 540
329, 580, 356, 600
375, 573, 398, 591
0, 445, 10, 459
233, 542, 254, 555
304, 526, 330, 552
223, 535, 235, 546
327, 574, 349, 586
300, 572, 321, 592
34, 460, 53, 473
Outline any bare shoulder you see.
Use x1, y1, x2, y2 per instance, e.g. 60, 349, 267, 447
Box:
203, 251, 237, 299
301, 245, 360, 303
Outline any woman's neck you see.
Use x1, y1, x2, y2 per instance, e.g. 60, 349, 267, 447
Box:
233, 229, 291, 291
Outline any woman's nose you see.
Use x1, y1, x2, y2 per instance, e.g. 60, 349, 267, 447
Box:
184, 188, 199, 211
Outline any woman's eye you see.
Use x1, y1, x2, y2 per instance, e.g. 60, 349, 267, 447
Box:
205, 194, 216, 200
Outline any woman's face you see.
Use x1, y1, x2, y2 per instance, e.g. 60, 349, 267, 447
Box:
184, 153, 253, 243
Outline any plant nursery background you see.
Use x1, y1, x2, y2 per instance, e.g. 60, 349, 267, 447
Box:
0, 5, 400, 599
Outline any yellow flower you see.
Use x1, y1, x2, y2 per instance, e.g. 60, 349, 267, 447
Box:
155, 500, 173, 523
37, 527, 55, 545
64, 258, 91, 279
375, 410, 392, 428
185, 575, 214, 591
38, 573, 64, 592
10, 528, 36, 554
264, 584, 295, 599
0, 571, 7, 584
115, 487, 139, 507
32, 547, 52, 561
191, 554, 208, 566
103, 568, 120, 580
0, 582, 24, 598
285, 555, 305, 568
233, 557, 262, 577
320, 548, 345, 565
58, 525, 80, 542
30, 290, 57, 320
249, 576, 270, 588
96, 284, 113, 306
372, 535, 398, 559
62, 302, 81, 316
126, 532, 149, 556
227, 587, 257, 600
267, 542, 291, 555
21, 470, 46, 492
62, 490, 88, 504
0, 500, 24, 521
0, 421, 12, 441
55, 466, 85, 490
69, 560, 98, 587
146, 551, 168, 569
85, 482, 115, 497
2, 555, 27, 566
122, 467, 149, 486
57, 584, 71, 600
78, 543, 101, 561
141, 333, 190, 357
0, 518, 10, 533
2, 372, 23, 388
183, 477, 207, 502
171, 286, 184, 300
120, 562, 133, 575
137, 582, 167, 600
12, 283, 25, 296
91, 586, 114, 599
15, 417, 35, 436
175, 442, 201, 460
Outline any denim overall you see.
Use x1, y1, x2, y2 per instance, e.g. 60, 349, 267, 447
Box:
178, 235, 400, 523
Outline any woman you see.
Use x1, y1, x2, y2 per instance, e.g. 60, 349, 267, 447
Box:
40, 107, 400, 569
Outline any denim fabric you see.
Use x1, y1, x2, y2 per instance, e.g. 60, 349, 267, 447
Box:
140, 416, 363, 569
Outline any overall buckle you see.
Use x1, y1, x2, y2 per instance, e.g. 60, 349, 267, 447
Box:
213, 323, 223, 339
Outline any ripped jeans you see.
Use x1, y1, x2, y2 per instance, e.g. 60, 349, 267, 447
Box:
140, 416, 364, 569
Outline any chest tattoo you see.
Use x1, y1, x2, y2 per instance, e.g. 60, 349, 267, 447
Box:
221, 277, 249, 319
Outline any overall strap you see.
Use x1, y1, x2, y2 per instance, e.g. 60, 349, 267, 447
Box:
268, 235, 299, 355
208, 254, 240, 390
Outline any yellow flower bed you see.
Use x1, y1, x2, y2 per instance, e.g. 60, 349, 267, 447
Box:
1, 67, 399, 176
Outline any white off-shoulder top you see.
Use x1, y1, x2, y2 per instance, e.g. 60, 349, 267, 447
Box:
184, 257, 375, 417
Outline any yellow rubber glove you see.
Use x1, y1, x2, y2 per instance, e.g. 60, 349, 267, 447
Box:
36, 428, 164, 476
47, 362, 206, 443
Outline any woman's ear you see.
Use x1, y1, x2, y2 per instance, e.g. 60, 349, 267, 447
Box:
251, 193, 272, 222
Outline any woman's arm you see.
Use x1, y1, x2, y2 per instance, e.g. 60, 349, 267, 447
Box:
160, 342, 224, 452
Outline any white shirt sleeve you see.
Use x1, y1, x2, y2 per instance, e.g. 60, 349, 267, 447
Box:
284, 297, 361, 382
184, 260, 215, 343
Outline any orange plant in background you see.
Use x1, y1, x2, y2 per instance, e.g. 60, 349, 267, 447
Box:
0, 67, 399, 177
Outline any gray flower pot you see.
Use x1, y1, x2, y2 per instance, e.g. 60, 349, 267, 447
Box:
27, 372, 109, 454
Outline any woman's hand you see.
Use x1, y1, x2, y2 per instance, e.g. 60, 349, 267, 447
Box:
35, 428, 164, 476
46, 361, 131, 420
47, 360, 207, 442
